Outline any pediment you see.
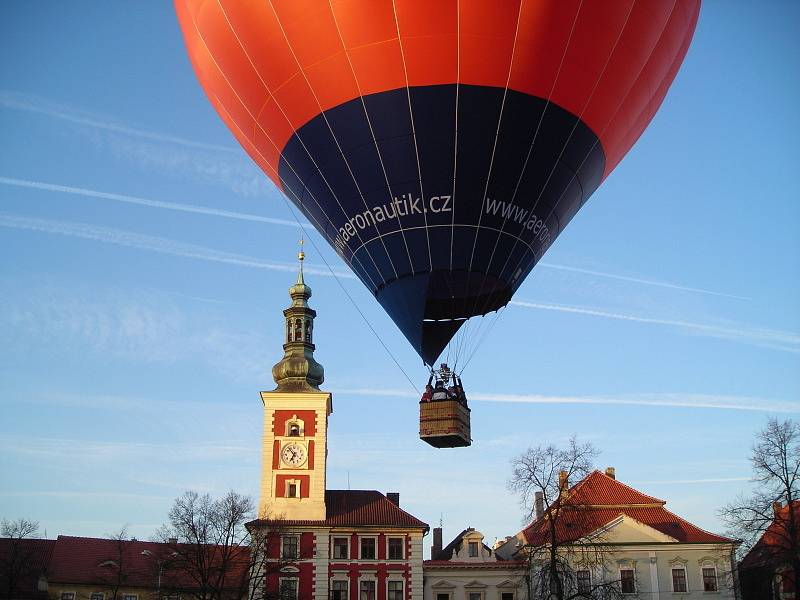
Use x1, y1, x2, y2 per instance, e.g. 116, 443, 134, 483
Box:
596, 514, 679, 543
463, 581, 488, 589
496, 580, 518, 589
431, 580, 457, 590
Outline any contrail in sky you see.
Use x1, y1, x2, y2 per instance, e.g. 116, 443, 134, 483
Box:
537, 262, 749, 301
335, 387, 800, 413
510, 300, 800, 353
0, 90, 239, 154
0, 213, 353, 279
0, 176, 306, 228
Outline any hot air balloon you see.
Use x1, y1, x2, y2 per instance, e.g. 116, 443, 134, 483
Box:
175, 0, 700, 444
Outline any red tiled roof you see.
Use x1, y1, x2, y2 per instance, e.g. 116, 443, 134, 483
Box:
0, 538, 55, 599
249, 490, 428, 530
568, 471, 665, 506
47, 536, 249, 589
520, 471, 732, 546
740, 501, 800, 569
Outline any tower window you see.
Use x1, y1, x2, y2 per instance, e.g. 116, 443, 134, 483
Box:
294, 318, 303, 341
286, 320, 292, 343
306, 320, 313, 343
289, 423, 300, 437
285, 480, 300, 498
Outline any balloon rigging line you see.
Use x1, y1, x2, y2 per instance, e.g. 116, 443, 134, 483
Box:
210, 1, 389, 289
277, 193, 421, 396
326, 0, 430, 276
502, 0, 684, 296
468, 0, 585, 322
449, 0, 461, 272
391, 0, 435, 273
265, 0, 413, 282
461, 0, 584, 354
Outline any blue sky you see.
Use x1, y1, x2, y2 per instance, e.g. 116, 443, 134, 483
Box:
1, 2, 798, 551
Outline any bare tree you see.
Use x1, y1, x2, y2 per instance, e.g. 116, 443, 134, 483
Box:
0, 518, 41, 599
507, 438, 626, 600
94, 526, 134, 600
722, 418, 800, 598
153, 490, 286, 600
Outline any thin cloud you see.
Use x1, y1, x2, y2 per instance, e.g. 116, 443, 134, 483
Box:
537, 262, 749, 301
0, 90, 238, 154
0, 212, 352, 279
510, 300, 800, 354
333, 387, 800, 413
0, 176, 307, 227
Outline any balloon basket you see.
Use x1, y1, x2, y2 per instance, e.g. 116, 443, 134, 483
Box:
419, 399, 472, 448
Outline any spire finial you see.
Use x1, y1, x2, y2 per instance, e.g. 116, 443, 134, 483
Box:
297, 237, 305, 283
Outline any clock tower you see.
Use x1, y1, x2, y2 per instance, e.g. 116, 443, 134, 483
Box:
258, 246, 331, 521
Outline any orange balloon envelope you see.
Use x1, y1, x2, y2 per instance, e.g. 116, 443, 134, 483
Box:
175, 0, 700, 365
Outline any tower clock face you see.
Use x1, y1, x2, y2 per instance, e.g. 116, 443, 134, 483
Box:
281, 442, 307, 467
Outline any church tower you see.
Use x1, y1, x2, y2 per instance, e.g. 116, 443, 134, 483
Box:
258, 245, 332, 520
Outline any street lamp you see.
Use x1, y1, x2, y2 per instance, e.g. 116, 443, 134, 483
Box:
141, 550, 165, 596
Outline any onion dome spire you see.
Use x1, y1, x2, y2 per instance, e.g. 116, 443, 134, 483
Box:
271, 239, 324, 391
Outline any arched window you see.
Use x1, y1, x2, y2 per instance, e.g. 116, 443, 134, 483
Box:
289, 423, 300, 437
286, 320, 292, 343
294, 318, 303, 341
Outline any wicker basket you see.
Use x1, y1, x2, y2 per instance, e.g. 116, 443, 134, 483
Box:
419, 399, 472, 448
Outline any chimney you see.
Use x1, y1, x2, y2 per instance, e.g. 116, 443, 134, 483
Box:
773, 501, 782, 515
169, 537, 178, 545
431, 527, 443, 559
535, 491, 544, 520
558, 470, 569, 491
605, 467, 616, 480
387, 492, 400, 506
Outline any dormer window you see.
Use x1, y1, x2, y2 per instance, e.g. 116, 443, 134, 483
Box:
468, 541, 479, 557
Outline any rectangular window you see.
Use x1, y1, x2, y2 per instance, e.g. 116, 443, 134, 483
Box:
90, 594, 104, 600
620, 569, 635, 594
360, 537, 376, 559
468, 593, 481, 600
577, 569, 591, 593
287, 483, 298, 498
281, 579, 298, 600
332, 580, 348, 600
500, 593, 514, 600
436, 594, 450, 600
283, 536, 299, 559
388, 537, 404, 560
122, 596, 138, 600
671, 568, 687, 592
360, 580, 376, 600
468, 541, 479, 557
60, 594, 76, 600
702, 568, 718, 592
333, 537, 349, 559
388, 581, 403, 600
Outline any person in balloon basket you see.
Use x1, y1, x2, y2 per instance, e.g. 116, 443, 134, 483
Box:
421, 383, 433, 403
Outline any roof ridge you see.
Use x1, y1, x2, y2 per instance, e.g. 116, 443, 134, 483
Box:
590, 470, 666, 505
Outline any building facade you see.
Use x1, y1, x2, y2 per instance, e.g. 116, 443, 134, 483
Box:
496, 468, 739, 599
247, 261, 428, 600
424, 528, 523, 600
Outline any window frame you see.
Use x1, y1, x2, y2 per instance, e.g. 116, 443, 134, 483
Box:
467, 541, 479, 557
387, 580, 404, 600
332, 537, 349, 560
576, 569, 591, 594
619, 568, 636, 594
466, 592, 483, 600
280, 577, 299, 600
285, 479, 301, 498
331, 579, 348, 600
60, 593, 76, 600
360, 579, 376, 600
360, 536, 377, 560
702, 565, 719, 592
90, 594, 105, 600
671, 567, 688, 593
387, 536, 404, 560
499, 593, 515, 600
122, 595, 138, 600
282, 535, 300, 560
